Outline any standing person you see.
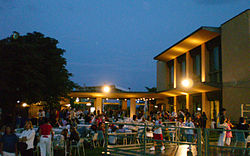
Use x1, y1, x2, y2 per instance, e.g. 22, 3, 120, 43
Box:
217, 117, 228, 146
225, 118, 233, 146
150, 113, 165, 151
39, 118, 54, 156
217, 108, 227, 146
38, 110, 45, 126
201, 112, 207, 129
19, 121, 36, 156
0, 126, 19, 156
237, 117, 249, 137
185, 117, 195, 150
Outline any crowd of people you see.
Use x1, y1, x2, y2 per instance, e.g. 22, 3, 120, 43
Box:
0, 107, 249, 155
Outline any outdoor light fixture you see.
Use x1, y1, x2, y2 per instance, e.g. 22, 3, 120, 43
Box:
154, 105, 158, 108
22, 103, 28, 107
103, 85, 111, 93
66, 104, 71, 107
116, 98, 119, 100
17, 100, 20, 103
125, 99, 127, 101
75, 97, 80, 103
90, 107, 95, 113
87, 98, 90, 100
181, 79, 193, 88
86, 103, 91, 106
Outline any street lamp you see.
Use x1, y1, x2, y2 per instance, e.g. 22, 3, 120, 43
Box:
103, 85, 111, 93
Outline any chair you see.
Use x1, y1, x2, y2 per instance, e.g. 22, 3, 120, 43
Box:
233, 132, 247, 155
116, 131, 127, 145
70, 140, 85, 156
137, 128, 145, 144
92, 133, 98, 148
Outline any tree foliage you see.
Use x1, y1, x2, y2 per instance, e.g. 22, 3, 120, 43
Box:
0, 32, 75, 121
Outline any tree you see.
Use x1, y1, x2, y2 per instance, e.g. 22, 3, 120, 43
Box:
0, 32, 75, 125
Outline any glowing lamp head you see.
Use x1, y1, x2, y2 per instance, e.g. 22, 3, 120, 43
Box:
22, 103, 27, 107
103, 86, 111, 93
181, 79, 193, 88
75, 97, 80, 103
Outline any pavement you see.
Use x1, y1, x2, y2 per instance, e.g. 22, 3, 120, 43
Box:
108, 143, 249, 156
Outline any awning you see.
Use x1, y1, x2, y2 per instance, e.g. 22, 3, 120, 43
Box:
158, 82, 220, 97
154, 27, 220, 62
69, 92, 166, 99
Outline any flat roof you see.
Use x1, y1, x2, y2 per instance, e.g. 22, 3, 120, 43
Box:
154, 26, 220, 62
69, 91, 167, 99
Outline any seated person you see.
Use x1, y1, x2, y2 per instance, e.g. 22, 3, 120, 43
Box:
116, 125, 125, 133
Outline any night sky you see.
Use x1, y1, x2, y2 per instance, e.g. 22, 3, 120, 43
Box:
1, 0, 249, 91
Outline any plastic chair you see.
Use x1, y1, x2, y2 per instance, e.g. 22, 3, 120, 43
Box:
92, 133, 98, 148
70, 140, 85, 156
233, 132, 247, 155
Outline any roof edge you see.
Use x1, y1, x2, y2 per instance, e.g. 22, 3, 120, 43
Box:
154, 26, 220, 60
221, 9, 250, 26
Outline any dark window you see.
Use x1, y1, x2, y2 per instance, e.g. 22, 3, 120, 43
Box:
194, 54, 201, 76
190, 46, 201, 81
177, 54, 186, 78
167, 60, 174, 88
181, 60, 186, 77
168, 97, 174, 113
206, 37, 221, 83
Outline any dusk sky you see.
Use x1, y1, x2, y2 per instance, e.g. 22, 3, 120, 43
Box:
1, 0, 249, 91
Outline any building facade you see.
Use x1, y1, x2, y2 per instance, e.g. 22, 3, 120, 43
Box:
154, 9, 250, 125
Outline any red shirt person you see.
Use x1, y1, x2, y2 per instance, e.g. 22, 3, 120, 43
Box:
39, 118, 53, 156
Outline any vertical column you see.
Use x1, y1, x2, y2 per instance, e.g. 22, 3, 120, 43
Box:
202, 92, 211, 128
130, 98, 136, 118
201, 44, 206, 82
174, 96, 177, 112
174, 58, 177, 88
122, 100, 127, 111
186, 94, 190, 111
94, 97, 102, 114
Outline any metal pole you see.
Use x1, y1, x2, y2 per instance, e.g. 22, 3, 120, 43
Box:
241, 104, 243, 117
144, 123, 147, 155
197, 128, 202, 156
204, 129, 208, 156
104, 122, 108, 156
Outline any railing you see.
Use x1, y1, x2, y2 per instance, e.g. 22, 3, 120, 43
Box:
104, 122, 202, 156
204, 128, 250, 156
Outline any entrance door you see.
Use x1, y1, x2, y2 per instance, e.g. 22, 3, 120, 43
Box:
210, 100, 220, 123
193, 94, 202, 113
